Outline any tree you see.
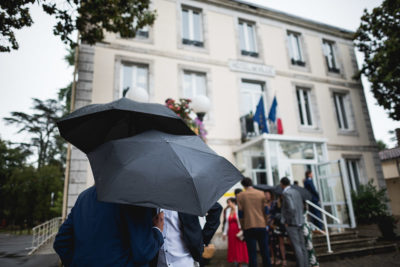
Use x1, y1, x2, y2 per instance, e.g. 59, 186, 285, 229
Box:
0, 0, 156, 52
3, 98, 65, 168
376, 139, 388, 151
58, 48, 75, 113
354, 0, 400, 120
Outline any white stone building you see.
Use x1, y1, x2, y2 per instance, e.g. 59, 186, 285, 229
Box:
65, 0, 385, 230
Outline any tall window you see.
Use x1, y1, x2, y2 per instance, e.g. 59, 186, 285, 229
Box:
346, 159, 361, 191
120, 63, 148, 97
288, 32, 305, 66
333, 93, 349, 130
296, 87, 313, 126
239, 20, 258, 57
323, 40, 340, 73
240, 81, 264, 117
183, 71, 206, 99
181, 7, 203, 47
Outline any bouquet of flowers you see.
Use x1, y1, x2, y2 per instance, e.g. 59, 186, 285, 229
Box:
165, 98, 207, 141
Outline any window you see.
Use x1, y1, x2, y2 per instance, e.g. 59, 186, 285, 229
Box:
120, 63, 148, 97
136, 27, 149, 39
296, 87, 313, 126
183, 71, 206, 99
240, 81, 264, 139
240, 81, 264, 117
288, 32, 305, 66
333, 93, 349, 130
132, 18, 149, 39
239, 20, 258, 57
346, 159, 361, 191
181, 7, 203, 47
323, 40, 340, 73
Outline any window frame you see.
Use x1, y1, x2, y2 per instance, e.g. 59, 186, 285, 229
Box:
287, 31, 306, 67
181, 6, 204, 47
333, 92, 349, 130
119, 62, 150, 98
182, 70, 207, 99
238, 19, 258, 58
323, 39, 340, 73
296, 86, 314, 127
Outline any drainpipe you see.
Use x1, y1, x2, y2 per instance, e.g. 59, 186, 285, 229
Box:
62, 35, 80, 221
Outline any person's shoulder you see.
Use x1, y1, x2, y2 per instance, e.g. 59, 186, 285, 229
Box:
76, 186, 96, 201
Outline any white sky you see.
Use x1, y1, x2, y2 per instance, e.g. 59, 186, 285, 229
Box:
0, 0, 399, 148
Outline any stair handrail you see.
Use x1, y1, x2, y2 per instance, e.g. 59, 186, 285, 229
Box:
28, 217, 62, 255
305, 200, 340, 253
306, 200, 340, 223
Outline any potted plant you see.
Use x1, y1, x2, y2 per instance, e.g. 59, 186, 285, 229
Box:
351, 180, 396, 240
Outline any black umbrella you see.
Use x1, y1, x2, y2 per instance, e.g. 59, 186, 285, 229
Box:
87, 130, 243, 216
57, 98, 195, 153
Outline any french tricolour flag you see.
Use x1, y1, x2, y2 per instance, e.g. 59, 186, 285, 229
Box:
267, 96, 284, 134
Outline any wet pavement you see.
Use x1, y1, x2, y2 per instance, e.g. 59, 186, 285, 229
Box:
0, 233, 58, 267
208, 249, 400, 267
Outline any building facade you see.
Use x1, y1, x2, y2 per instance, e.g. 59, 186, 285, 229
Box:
66, 0, 385, 229
379, 133, 400, 217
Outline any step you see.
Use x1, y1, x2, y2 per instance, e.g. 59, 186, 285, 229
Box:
285, 243, 398, 262
313, 237, 377, 253
316, 242, 398, 262
312, 230, 358, 244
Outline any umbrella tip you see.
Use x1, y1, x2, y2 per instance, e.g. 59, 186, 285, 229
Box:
122, 86, 130, 97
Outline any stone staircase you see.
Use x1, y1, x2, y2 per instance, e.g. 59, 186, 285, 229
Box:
287, 230, 398, 261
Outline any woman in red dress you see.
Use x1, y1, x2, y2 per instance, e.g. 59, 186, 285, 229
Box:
222, 197, 249, 266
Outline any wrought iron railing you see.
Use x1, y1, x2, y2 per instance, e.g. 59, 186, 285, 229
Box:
306, 200, 341, 253
28, 217, 62, 255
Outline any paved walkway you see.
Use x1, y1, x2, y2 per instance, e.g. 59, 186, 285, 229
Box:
208, 249, 400, 267
0, 233, 58, 267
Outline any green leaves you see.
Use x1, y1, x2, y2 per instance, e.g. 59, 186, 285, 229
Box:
1, 0, 156, 52
351, 180, 389, 224
354, 0, 400, 121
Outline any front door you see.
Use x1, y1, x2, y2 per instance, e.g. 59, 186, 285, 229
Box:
316, 159, 356, 228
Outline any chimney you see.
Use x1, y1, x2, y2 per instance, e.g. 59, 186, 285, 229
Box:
396, 128, 400, 147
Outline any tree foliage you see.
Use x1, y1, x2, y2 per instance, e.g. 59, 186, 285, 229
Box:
376, 139, 388, 151
354, 0, 400, 120
3, 98, 65, 169
351, 180, 390, 224
0, 0, 156, 52
0, 139, 63, 228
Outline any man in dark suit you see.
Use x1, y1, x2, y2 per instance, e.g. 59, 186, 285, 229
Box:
53, 186, 164, 267
151, 202, 222, 267
303, 170, 322, 229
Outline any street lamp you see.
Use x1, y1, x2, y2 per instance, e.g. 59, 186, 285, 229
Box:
125, 87, 149, 102
191, 95, 211, 122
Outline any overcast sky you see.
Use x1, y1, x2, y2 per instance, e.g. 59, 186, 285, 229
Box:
0, 0, 399, 148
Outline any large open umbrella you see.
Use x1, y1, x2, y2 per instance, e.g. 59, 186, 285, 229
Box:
57, 98, 194, 153
87, 130, 243, 216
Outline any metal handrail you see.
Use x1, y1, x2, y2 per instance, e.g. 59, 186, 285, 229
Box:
305, 200, 340, 253
28, 217, 62, 255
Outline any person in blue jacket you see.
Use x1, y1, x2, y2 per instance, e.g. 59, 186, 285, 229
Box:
303, 170, 322, 229
53, 186, 164, 267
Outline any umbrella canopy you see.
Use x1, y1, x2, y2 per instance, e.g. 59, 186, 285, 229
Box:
57, 98, 194, 153
87, 130, 243, 216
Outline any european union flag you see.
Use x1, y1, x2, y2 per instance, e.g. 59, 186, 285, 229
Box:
253, 96, 269, 133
